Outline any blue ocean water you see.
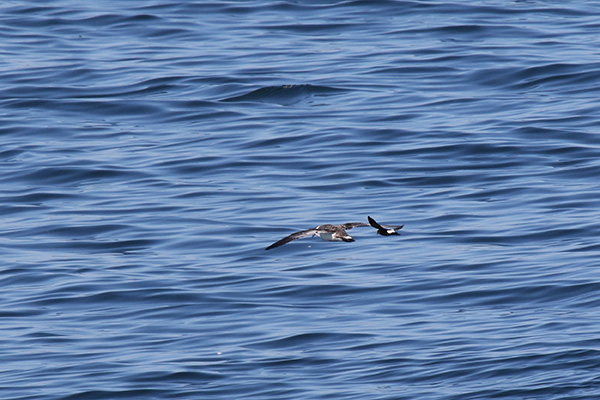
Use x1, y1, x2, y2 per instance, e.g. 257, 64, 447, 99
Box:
2, 1, 600, 399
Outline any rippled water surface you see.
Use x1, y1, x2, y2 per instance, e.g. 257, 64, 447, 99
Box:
2, 1, 600, 399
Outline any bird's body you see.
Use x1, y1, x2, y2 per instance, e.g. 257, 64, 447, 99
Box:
265, 216, 403, 250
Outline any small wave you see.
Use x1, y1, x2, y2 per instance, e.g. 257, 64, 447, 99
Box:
221, 84, 345, 105
470, 62, 600, 92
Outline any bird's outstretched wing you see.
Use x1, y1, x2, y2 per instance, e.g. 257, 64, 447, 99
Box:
367, 216, 385, 230
368, 216, 404, 231
341, 222, 370, 230
265, 228, 318, 250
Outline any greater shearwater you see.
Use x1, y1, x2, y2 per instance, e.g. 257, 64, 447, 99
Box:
265, 222, 369, 250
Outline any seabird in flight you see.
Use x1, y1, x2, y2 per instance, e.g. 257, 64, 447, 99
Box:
265, 222, 369, 250
368, 216, 404, 236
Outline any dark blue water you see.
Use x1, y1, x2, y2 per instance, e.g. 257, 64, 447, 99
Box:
2, 1, 600, 399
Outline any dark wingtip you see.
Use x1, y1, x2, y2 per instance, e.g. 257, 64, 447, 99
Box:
265, 242, 280, 250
